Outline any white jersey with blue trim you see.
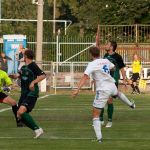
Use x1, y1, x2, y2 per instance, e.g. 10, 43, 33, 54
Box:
84, 58, 116, 91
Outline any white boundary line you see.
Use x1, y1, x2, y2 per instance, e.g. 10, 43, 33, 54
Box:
38, 94, 51, 99
33, 108, 150, 111
0, 94, 51, 113
0, 137, 149, 140
0, 108, 11, 113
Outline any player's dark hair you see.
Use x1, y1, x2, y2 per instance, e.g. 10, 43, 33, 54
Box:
24, 49, 34, 59
89, 47, 100, 58
110, 41, 117, 52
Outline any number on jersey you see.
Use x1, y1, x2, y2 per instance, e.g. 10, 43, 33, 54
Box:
102, 65, 110, 74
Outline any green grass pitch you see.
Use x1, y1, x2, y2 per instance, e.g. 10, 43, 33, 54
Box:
0, 92, 150, 150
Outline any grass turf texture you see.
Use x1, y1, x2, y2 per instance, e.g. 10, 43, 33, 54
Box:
0, 92, 150, 150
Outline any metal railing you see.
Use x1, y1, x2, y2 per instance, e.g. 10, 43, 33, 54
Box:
0, 24, 150, 63
51, 62, 93, 89
99, 24, 150, 44
49, 62, 150, 89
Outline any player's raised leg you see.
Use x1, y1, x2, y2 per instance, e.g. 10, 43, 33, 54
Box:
117, 91, 135, 108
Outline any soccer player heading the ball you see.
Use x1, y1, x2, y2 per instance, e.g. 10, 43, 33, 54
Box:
72, 46, 135, 143
9, 49, 46, 138
100, 41, 127, 128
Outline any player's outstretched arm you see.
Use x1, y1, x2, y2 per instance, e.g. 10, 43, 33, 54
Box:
72, 74, 89, 98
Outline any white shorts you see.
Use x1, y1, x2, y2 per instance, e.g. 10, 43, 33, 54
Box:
93, 83, 118, 109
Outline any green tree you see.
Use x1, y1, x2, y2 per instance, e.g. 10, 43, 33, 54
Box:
1, 0, 37, 36
1, 0, 54, 36
1, 0, 150, 37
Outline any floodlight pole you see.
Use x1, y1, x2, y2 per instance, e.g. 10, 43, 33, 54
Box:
36, 0, 44, 68
53, 0, 56, 35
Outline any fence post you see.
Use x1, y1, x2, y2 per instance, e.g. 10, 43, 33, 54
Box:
135, 24, 138, 44
70, 62, 74, 88
65, 21, 67, 35
51, 62, 57, 94
56, 35, 59, 73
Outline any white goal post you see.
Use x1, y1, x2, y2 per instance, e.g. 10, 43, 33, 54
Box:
0, 19, 72, 35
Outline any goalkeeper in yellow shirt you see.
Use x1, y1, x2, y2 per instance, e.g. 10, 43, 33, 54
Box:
0, 62, 19, 126
130, 54, 142, 94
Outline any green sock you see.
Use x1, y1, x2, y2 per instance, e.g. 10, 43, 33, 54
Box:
100, 108, 104, 121
21, 113, 39, 130
107, 104, 114, 122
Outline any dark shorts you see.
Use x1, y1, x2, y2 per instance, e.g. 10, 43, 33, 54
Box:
131, 73, 140, 82
0, 92, 8, 103
18, 95, 37, 112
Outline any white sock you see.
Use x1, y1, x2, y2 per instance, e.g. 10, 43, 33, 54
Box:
117, 92, 132, 106
93, 118, 102, 140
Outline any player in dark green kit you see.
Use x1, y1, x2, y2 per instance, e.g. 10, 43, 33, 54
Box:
100, 41, 126, 128
10, 49, 46, 138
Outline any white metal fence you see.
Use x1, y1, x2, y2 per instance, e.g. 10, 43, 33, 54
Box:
50, 62, 92, 89
45, 62, 150, 91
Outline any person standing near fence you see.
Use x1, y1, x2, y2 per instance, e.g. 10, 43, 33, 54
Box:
100, 41, 127, 128
17, 44, 26, 71
130, 54, 142, 94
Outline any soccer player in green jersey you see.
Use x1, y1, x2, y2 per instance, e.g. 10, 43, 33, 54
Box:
0, 63, 18, 125
100, 41, 127, 128
10, 49, 46, 138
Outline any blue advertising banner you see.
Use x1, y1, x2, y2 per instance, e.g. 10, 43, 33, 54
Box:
3, 35, 26, 74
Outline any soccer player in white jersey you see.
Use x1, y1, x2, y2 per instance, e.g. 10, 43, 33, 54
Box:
72, 46, 135, 143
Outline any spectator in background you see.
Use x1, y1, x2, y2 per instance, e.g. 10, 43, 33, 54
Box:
17, 44, 26, 71
0, 52, 12, 73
